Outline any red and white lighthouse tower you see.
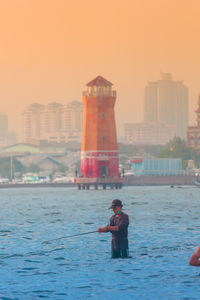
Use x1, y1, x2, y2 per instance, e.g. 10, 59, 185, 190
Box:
81, 76, 119, 180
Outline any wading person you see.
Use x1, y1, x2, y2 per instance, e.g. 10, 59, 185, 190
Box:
189, 246, 200, 266
97, 199, 129, 258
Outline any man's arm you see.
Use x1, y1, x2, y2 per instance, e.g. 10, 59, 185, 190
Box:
189, 246, 200, 266
97, 226, 109, 233
98, 225, 119, 233
107, 226, 119, 231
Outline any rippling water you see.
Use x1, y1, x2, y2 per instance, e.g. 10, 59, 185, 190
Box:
0, 186, 200, 299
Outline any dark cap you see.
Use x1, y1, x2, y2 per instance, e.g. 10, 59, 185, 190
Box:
109, 199, 123, 209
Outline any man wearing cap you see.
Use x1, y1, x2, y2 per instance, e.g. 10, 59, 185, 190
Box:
97, 199, 129, 258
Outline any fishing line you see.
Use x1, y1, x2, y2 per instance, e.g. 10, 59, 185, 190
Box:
43, 230, 97, 244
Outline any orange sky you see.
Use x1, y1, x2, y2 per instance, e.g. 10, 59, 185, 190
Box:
0, 0, 200, 139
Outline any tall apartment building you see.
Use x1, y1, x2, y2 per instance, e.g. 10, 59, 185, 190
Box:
23, 103, 44, 144
0, 113, 8, 139
40, 102, 63, 138
23, 101, 83, 144
144, 73, 188, 139
0, 114, 17, 146
61, 101, 83, 133
0, 113, 8, 146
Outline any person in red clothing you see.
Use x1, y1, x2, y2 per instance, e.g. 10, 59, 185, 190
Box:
98, 199, 129, 258
189, 246, 200, 266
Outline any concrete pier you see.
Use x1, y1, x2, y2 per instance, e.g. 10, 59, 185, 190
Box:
76, 177, 123, 190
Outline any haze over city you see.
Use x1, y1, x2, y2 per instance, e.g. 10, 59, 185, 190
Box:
1, 2, 200, 297
0, 0, 200, 139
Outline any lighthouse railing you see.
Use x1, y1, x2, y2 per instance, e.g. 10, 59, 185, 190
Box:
82, 91, 116, 97
75, 177, 123, 184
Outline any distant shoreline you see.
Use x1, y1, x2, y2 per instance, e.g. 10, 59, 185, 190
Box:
0, 183, 75, 188
0, 175, 196, 188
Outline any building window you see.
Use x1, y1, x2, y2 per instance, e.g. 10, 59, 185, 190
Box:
190, 136, 194, 145
102, 113, 105, 118
102, 136, 106, 142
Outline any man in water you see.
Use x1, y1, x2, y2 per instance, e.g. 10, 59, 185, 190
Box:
189, 246, 200, 266
97, 199, 129, 258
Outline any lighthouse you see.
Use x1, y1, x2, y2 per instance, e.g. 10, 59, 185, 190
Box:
77, 75, 122, 189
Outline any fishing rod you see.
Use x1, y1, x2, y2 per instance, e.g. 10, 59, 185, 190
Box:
43, 230, 98, 244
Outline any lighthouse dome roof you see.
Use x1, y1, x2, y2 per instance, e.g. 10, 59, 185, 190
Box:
86, 76, 113, 87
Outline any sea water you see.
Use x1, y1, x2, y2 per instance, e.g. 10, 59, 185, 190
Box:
0, 186, 199, 299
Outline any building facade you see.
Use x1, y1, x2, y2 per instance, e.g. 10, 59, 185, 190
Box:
23, 101, 83, 144
61, 101, 83, 133
187, 94, 200, 149
124, 122, 176, 145
0, 113, 8, 144
22, 103, 44, 143
81, 76, 119, 178
40, 102, 63, 136
144, 73, 188, 139
131, 158, 182, 176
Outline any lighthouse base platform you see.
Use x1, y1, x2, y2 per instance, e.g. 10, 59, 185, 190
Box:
75, 177, 123, 190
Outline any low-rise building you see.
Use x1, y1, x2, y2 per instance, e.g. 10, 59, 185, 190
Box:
187, 94, 200, 149
124, 122, 175, 145
0, 143, 80, 176
131, 158, 182, 176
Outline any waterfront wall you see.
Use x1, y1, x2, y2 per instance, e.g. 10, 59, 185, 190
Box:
0, 182, 75, 188
124, 175, 193, 186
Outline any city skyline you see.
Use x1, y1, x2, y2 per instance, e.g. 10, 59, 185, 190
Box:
0, 72, 197, 144
0, 72, 198, 138
0, 0, 200, 139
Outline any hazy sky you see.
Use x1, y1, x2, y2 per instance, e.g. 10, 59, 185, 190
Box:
0, 0, 200, 139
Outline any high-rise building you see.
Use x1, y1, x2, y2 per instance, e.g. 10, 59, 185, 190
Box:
0, 113, 9, 146
22, 101, 83, 144
0, 113, 8, 140
40, 102, 63, 139
23, 103, 44, 144
61, 101, 83, 133
0, 114, 17, 146
144, 73, 188, 139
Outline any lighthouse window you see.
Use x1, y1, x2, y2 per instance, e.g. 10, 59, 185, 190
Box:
102, 136, 106, 142
190, 136, 194, 145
